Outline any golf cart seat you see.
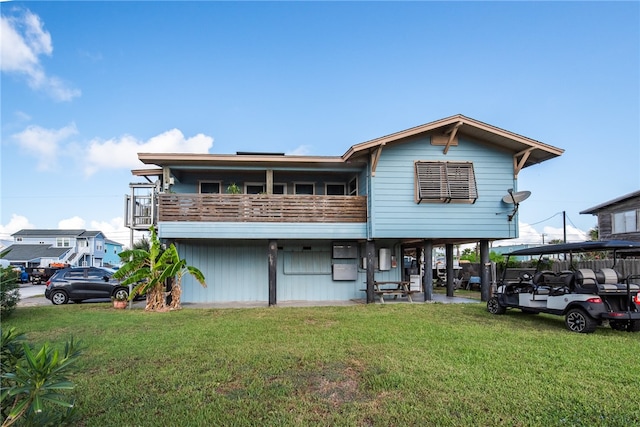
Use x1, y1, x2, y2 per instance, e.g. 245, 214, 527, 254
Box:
596, 268, 621, 284
575, 269, 598, 293
533, 271, 555, 285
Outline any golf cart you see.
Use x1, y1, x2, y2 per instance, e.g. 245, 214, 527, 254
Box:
487, 240, 640, 333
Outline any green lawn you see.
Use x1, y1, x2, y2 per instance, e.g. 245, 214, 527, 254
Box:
4, 302, 639, 426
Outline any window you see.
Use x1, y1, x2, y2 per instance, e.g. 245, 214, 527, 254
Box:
16, 237, 22, 242
56, 238, 71, 248
348, 177, 358, 196
294, 183, 315, 195
612, 210, 639, 234
245, 183, 265, 194
273, 184, 286, 194
326, 183, 346, 196
415, 161, 478, 203
199, 181, 221, 194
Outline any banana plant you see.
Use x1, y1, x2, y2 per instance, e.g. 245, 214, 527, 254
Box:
114, 226, 206, 311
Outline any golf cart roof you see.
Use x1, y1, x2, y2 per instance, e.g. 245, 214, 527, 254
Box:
506, 240, 640, 256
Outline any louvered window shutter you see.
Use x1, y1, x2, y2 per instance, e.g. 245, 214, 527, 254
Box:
415, 161, 477, 203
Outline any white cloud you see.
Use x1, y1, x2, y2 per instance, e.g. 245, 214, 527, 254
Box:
286, 145, 312, 156
0, 8, 80, 101
58, 216, 86, 229
0, 214, 35, 240
12, 123, 78, 171
84, 129, 213, 176
88, 217, 147, 248
494, 222, 588, 247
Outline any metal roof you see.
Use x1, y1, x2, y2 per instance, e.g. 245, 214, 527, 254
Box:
506, 240, 640, 256
580, 190, 640, 215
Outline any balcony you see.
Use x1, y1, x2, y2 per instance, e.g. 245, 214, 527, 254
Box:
158, 194, 367, 223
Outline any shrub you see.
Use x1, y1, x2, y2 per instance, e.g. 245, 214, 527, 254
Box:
0, 267, 20, 319
0, 327, 83, 427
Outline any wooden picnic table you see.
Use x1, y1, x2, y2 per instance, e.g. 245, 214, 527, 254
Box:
371, 281, 417, 304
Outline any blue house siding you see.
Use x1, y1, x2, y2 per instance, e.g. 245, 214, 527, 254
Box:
159, 222, 367, 240
370, 135, 518, 239
177, 240, 269, 303
176, 239, 405, 303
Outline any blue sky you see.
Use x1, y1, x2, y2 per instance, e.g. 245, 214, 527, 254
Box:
1, 1, 639, 247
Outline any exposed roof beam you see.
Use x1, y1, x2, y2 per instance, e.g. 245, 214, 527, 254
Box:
513, 147, 534, 178
443, 121, 463, 154
370, 142, 386, 176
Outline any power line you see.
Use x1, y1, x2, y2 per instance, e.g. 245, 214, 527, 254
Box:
528, 212, 562, 226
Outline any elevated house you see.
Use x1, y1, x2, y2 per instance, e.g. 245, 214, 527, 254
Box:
580, 190, 640, 242
124, 114, 563, 305
3, 229, 108, 268
104, 239, 125, 267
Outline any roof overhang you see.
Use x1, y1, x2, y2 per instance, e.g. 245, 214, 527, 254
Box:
137, 153, 363, 170
342, 114, 564, 177
580, 190, 640, 215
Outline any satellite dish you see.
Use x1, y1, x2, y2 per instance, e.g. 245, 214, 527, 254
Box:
502, 190, 531, 204
501, 189, 531, 221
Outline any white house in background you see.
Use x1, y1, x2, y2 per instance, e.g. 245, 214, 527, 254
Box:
2, 229, 108, 268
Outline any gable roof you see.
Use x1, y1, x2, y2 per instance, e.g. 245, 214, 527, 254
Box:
1, 244, 69, 262
105, 239, 124, 247
11, 229, 105, 239
132, 114, 563, 178
580, 190, 640, 215
12, 229, 87, 237
343, 114, 563, 167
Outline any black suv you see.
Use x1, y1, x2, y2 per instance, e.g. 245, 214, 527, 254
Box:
45, 267, 129, 305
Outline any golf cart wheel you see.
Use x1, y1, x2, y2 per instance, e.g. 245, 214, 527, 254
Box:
609, 320, 628, 331
565, 308, 597, 333
51, 290, 69, 305
487, 297, 506, 315
629, 320, 640, 333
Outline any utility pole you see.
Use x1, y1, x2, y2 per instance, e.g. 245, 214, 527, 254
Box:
563, 211, 567, 243
541, 233, 546, 244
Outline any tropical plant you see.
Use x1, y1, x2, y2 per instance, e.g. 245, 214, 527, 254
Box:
0, 327, 82, 427
113, 226, 206, 312
0, 267, 20, 319
226, 182, 241, 194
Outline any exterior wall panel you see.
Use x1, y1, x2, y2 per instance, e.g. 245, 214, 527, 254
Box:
159, 222, 367, 240
370, 135, 518, 239
177, 240, 268, 303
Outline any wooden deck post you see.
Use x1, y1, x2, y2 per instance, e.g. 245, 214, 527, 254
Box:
446, 244, 454, 297
480, 240, 490, 302
268, 240, 277, 306
366, 240, 375, 303
422, 241, 433, 301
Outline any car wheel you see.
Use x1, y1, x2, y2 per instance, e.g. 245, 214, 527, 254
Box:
629, 320, 640, 333
113, 288, 129, 301
51, 290, 69, 305
565, 308, 597, 333
487, 297, 506, 315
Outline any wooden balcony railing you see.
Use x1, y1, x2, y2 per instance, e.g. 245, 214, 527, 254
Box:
158, 194, 367, 223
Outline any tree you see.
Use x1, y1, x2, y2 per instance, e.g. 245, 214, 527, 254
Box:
588, 226, 599, 241
113, 226, 206, 312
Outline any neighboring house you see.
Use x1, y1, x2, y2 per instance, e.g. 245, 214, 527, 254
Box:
124, 114, 563, 304
580, 190, 640, 242
104, 239, 125, 267
3, 229, 108, 268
